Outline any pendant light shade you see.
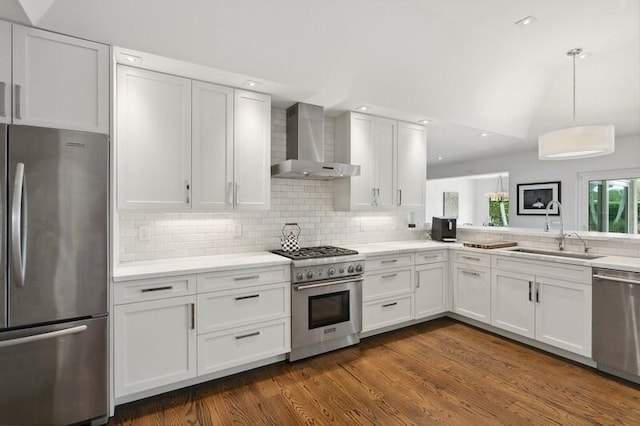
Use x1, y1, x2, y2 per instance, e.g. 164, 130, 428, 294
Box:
538, 48, 615, 160
538, 125, 615, 159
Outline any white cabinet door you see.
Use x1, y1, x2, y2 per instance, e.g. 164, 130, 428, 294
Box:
233, 90, 270, 210
114, 296, 197, 398
396, 122, 426, 209
415, 262, 447, 319
491, 269, 535, 338
0, 21, 10, 124
452, 262, 491, 324
117, 66, 192, 210
374, 117, 396, 208
349, 113, 376, 209
535, 277, 592, 357
12, 25, 108, 133
192, 81, 234, 211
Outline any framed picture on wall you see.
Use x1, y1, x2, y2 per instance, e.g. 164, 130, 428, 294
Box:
517, 181, 561, 215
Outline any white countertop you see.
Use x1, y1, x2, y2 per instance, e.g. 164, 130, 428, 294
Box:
114, 240, 640, 281
114, 252, 291, 281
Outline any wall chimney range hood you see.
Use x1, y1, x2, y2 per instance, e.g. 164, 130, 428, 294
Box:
271, 103, 360, 180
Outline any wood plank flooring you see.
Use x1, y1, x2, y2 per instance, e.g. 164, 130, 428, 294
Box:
109, 319, 640, 425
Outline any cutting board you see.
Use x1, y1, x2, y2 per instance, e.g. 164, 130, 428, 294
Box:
463, 241, 518, 249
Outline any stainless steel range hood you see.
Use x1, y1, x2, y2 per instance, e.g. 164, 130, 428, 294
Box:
271, 103, 360, 180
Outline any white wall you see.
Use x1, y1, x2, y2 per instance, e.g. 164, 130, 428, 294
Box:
426, 175, 509, 226
428, 134, 640, 230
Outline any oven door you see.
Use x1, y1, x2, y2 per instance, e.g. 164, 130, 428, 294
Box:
291, 277, 362, 349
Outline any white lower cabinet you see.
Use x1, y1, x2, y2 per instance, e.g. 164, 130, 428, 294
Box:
114, 265, 290, 401
452, 262, 491, 324
114, 295, 197, 398
198, 319, 290, 375
362, 294, 414, 332
491, 256, 592, 357
415, 262, 447, 319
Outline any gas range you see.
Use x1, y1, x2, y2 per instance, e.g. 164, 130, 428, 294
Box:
271, 246, 365, 284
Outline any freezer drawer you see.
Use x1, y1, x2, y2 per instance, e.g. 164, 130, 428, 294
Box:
0, 316, 108, 425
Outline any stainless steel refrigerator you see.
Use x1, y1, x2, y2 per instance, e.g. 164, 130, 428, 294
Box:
0, 125, 109, 425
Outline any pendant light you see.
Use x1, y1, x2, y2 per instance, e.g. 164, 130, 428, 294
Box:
538, 48, 615, 160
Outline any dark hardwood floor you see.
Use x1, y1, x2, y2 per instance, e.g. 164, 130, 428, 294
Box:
109, 319, 640, 425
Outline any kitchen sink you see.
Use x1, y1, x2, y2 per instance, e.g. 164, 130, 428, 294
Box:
508, 248, 604, 260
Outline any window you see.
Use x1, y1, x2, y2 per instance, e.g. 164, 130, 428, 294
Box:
578, 169, 640, 234
488, 198, 509, 226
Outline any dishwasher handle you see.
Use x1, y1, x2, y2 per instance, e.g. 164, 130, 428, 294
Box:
593, 274, 640, 286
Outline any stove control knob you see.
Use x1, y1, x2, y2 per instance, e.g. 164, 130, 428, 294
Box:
339, 267, 345, 274
296, 272, 304, 281
328, 268, 336, 276
347, 265, 355, 273
306, 271, 314, 279
355, 264, 363, 273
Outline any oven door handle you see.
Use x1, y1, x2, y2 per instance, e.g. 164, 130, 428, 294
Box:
295, 277, 364, 291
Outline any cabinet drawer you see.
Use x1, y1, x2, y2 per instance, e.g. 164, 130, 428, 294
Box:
492, 255, 591, 284
414, 250, 447, 265
114, 275, 196, 305
197, 265, 290, 293
366, 254, 414, 271
362, 294, 413, 332
364, 268, 413, 301
453, 250, 491, 267
197, 319, 290, 375
197, 283, 290, 334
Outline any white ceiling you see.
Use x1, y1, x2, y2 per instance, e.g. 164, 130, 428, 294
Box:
2, 0, 639, 165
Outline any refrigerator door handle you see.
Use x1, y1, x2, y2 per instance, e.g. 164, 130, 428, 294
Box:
11, 162, 27, 288
0, 325, 87, 349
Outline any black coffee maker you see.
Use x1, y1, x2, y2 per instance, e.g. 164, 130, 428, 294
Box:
430, 217, 457, 242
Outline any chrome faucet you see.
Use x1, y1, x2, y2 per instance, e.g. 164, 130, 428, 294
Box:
545, 200, 565, 250
566, 232, 590, 253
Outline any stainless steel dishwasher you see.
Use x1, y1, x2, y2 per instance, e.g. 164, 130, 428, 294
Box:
593, 268, 640, 383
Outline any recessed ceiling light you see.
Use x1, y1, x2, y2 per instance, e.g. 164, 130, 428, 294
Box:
437, 156, 443, 161
515, 15, 538, 26
419, 119, 432, 124
480, 132, 490, 137
119, 53, 141, 64
356, 105, 369, 112
577, 51, 591, 60
245, 80, 260, 87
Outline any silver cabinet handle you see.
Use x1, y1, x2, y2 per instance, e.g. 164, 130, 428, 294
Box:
382, 302, 398, 308
295, 277, 363, 291
14, 84, 22, 119
461, 270, 480, 277
528, 281, 532, 301
376, 188, 380, 205
423, 255, 439, 259
397, 189, 402, 206
227, 181, 233, 206
141, 286, 173, 293
381, 273, 398, 279
593, 274, 640, 286
381, 259, 398, 264
235, 182, 239, 205
371, 188, 376, 206
190, 303, 195, 330
235, 331, 260, 340
462, 256, 481, 261
0, 82, 6, 117
234, 275, 259, 281
535, 282, 540, 303
185, 180, 191, 204
11, 163, 27, 288
235, 294, 260, 301
0, 325, 87, 349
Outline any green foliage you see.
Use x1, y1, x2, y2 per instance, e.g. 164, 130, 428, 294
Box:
489, 199, 509, 226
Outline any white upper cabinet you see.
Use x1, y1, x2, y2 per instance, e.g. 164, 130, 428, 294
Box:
0, 21, 10, 124
233, 90, 271, 210
192, 81, 234, 210
12, 25, 109, 133
334, 112, 426, 211
117, 66, 192, 210
396, 122, 426, 209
